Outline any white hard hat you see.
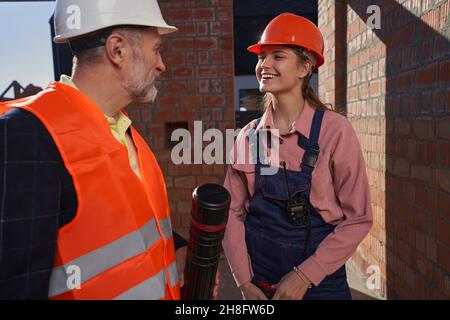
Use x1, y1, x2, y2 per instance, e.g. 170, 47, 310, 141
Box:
53, 0, 178, 43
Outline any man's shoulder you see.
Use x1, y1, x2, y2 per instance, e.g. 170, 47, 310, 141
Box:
0, 107, 64, 163
0, 108, 41, 125
0, 107, 47, 134
0, 83, 67, 126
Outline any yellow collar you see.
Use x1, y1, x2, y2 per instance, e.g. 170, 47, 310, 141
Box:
59, 75, 132, 138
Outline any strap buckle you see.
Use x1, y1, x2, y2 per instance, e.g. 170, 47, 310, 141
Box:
302, 144, 320, 168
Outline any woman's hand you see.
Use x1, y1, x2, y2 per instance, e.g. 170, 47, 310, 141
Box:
271, 270, 311, 300
212, 270, 220, 300
240, 282, 269, 300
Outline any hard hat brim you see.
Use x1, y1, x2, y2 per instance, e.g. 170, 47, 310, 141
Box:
157, 25, 178, 35
247, 43, 262, 54
53, 24, 178, 44
247, 42, 288, 55
247, 42, 324, 68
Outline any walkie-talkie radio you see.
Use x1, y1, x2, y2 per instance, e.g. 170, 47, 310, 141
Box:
282, 162, 309, 226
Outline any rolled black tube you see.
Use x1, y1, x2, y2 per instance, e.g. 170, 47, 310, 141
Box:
181, 184, 230, 300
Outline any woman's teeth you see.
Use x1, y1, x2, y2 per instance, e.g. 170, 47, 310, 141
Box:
262, 74, 278, 79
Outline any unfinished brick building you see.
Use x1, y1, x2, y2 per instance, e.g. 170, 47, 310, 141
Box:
132, 0, 448, 299
44, 0, 449, 299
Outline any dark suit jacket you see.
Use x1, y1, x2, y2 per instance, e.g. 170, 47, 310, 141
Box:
0, 108, 186, 299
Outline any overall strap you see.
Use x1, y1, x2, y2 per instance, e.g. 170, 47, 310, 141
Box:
254, 117, 262, 129
250, 117, 265, 166
299, 110, 325, 258
300, 110, 325, 184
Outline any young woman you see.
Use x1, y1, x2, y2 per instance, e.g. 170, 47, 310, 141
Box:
222, 13, 373, 300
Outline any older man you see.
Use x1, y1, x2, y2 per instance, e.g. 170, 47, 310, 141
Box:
0, 0, 215, 300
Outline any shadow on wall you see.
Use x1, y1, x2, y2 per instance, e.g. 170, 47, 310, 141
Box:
344, 0, 449, 299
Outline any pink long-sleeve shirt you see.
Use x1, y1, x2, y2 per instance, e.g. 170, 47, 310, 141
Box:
222, 101, 373, 287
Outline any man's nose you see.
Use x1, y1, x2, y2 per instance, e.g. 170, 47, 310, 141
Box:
157, 55, 166, 73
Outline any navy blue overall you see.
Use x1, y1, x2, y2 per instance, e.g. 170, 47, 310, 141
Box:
245, 110, 352, 300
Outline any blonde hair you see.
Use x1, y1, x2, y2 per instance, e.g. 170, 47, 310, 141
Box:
262, 45, 334, 112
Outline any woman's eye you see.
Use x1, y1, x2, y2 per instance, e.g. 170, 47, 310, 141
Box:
274, 55, 283, 59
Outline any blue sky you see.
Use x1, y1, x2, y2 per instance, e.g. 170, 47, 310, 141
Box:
0, 1, 56, 97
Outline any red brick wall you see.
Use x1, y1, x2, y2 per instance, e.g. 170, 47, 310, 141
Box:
318, 0, 348, 113
345, 1, 388, 297
319, 0, 450, 299
128, 0, 235, 238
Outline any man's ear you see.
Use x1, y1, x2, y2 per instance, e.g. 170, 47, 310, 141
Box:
104, 34, 127, 67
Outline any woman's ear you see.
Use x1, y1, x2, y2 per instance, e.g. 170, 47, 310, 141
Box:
298, 60, 313, 79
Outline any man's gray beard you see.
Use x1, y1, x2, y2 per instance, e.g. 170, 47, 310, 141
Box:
122, 54, 158, 104
135, 85, 158, 104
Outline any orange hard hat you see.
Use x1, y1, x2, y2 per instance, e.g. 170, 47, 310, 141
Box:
248, 13, 325, 68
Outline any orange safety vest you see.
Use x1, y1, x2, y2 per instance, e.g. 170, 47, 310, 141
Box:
0, 82, 180, 300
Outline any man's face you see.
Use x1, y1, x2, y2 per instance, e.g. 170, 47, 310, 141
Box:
121, 28, 166, 104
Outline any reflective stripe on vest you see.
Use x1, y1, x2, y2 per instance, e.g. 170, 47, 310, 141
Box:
48, 217, 173, 298
159, 216, 173, 240
114, 261, 178, 300
167, 260, 179, 288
